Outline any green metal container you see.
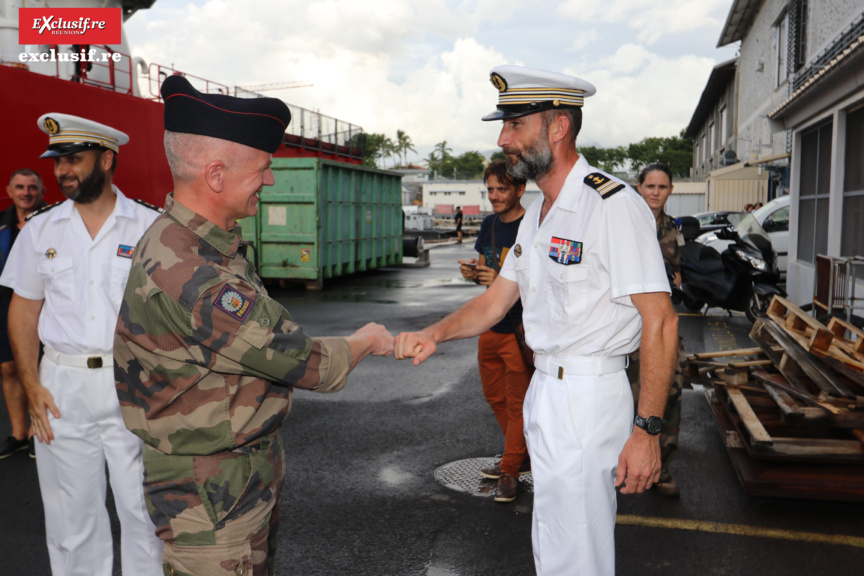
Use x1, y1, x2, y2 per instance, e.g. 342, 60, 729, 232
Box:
240, 158, 403, 289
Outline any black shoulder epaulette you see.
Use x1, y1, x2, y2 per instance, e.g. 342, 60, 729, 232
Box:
133, 198, 163, 212
584, 172, 625, 199
25, 202, 62, 221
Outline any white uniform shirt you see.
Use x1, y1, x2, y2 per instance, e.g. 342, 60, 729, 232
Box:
499, 155, 669, 358
0, 187, 159, 355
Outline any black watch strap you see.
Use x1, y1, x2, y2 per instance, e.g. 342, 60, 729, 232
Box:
634, 414, 664, 435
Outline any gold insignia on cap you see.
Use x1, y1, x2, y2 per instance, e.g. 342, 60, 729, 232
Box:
45, 248, 57, 260
490, 72, 508, 93
553, 99, 560, 106
43, 117, 59, 135
514, 244, 522, 257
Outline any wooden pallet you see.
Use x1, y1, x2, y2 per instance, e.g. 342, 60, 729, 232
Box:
710, 383, 864, 463
706, 387, 864, 501
767, 296, 864, 371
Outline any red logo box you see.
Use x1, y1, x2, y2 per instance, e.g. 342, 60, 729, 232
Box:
19, 8, 121, 45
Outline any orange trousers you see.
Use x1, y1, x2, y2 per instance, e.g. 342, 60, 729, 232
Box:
477, 329, 533, 476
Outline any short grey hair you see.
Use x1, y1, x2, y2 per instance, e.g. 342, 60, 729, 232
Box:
163, 131, 237, 183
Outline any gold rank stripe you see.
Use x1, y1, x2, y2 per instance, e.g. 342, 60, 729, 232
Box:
502, 86, 585, 95
49, 132, 119, 152
499, 96, 585, 106
596, 179, 621, 196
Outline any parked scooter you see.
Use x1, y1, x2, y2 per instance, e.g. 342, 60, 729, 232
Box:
677, 212, 785, 322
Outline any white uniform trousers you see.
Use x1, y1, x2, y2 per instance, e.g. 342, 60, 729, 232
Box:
524, 365, 633, 576
36, 354, 164, 576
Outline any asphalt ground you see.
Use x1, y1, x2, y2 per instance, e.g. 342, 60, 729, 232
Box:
1, 242, 863, 575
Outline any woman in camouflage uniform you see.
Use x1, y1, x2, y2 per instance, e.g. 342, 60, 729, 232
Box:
629, 163, 686, 497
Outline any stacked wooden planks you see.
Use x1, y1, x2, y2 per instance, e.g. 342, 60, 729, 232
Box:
692, 296, 864, 501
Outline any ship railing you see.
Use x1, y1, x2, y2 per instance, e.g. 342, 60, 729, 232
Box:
147, 65, 364, 160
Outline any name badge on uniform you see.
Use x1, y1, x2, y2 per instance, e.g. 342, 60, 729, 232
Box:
117, 244, 134, 258
549, 236, 582, 264
214, 284, 254, 321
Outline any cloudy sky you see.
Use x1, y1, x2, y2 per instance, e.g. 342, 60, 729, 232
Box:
125, 0, 739, 163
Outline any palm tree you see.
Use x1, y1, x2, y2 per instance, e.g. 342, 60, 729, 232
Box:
396, 129, 417, 167
381, 137, 397, 168
434, 140, 452, 162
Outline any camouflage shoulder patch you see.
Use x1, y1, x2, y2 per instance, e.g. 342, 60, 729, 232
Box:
133, 198, 163, 212
584, 172, 625, 199
25, 202, 62, 221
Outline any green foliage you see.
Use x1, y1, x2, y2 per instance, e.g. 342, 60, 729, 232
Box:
626, 130, 693, 178
579, 145, 628, 173
359, 129, 420, 168
489, 150, 507, 163
426, 141, 484, 179
358, 133, 387, 167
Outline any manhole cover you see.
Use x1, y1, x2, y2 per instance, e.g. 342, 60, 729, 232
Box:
434, 457, 533, 497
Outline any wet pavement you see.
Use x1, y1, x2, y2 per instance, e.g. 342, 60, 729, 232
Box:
1, 242, 864, 575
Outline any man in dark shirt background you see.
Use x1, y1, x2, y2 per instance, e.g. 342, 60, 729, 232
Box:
458, 161, 532, 502
0, 169, 45, 459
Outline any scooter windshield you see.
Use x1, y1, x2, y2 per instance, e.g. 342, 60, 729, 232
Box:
726, 212, 773, 252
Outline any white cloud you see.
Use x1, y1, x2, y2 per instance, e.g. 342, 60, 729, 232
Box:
557, 0, 729, 45
576, 44, 715, 148
124, 0, 735, 162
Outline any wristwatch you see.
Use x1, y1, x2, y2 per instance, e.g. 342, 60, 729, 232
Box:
634, 414, 665, 435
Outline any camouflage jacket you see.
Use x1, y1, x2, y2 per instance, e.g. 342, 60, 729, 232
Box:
114, 194, 352, 456
657, 211, 681, 275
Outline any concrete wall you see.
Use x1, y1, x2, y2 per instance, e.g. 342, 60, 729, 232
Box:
692, 80, 738, 180
735, 0, 791, 163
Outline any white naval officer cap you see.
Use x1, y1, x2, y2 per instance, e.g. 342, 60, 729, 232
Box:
36, 112, 129, 159
482, 65, 596, 122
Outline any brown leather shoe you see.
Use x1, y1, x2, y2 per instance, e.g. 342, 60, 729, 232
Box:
494, 473, 519, 503
479, 463, 501, 480
655, 470, 680, 498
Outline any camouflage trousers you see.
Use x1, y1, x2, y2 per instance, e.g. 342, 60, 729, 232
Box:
626, 337, 686, 472
141, 433, 285, 576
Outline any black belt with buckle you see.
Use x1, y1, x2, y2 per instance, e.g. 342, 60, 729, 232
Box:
86, 357, 104, 369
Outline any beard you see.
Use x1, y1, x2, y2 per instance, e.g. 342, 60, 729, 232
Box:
504, 122, 554, 181
59, 161, 106, 205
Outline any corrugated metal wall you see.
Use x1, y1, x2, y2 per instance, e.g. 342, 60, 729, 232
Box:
707, 165, 769, 211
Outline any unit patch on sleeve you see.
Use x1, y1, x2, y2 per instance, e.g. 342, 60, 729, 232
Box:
214, 284, 254, 321
584, 172, 625, 199
117, 244, 134, 258
549, 237, 582, 264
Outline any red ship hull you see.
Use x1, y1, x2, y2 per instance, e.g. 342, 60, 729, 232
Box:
1, 65, 361, 208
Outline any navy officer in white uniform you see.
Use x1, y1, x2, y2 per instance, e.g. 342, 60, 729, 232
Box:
0, 113, 164, 576
395, 65, 678, 575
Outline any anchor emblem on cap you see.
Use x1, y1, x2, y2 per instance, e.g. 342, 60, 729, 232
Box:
490, 72, 508, 92
43, 117, 59, 134
45, 248, 57, 260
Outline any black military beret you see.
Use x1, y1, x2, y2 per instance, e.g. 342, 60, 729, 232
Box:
161, 74, 291, 153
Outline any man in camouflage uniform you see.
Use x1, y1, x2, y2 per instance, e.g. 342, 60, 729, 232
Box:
113, 75, 394, 576
630, 162, 687, 497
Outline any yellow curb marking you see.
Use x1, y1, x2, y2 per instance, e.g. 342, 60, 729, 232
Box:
616, 514, 864, 549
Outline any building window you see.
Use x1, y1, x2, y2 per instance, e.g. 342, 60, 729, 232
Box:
720, 106, 728, 147
702, 133, 707, 163
695, 142, 700, 168
777, 11, 789, 86
789, 0, 808, 71
709, 122, 715, 156
842, 105, 864, 275
797, 120, 832, 264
